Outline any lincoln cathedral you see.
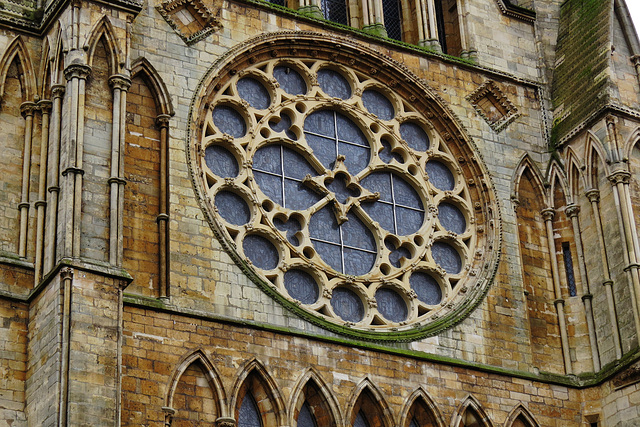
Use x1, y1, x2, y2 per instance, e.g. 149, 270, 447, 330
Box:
1, 0, 640, 425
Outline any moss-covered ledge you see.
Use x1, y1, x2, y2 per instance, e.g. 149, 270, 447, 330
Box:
123, 293, 640, 390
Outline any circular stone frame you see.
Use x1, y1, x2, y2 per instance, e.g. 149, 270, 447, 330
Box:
187, 32, 501, 341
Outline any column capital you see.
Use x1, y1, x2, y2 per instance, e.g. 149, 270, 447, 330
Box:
585, 188, 600, 203
64, 63, 92, 81
20, 101, 37, 117
38, 99, 52, 114
216, 417, 236, 427
608, 170, 631, 185
108, 74, 132, 91
541, 207, 555, 222
631, 54, 640, 66
156, 114, 171, 128
60, 267, 74, 281
565, 204, 580, 218
51, 84, 66, 99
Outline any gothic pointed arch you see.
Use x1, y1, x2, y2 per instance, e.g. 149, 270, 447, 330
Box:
130, 57, 175, 116
623, 125, 640, 161
547, 161, 570, 207
39, 37, 51, 99
564, 148, 585, 203
584, 132, 609, 190
451, 395, 493, 427
512, 154, 548, 207
399, 387, 445, 427
346, 377, 394, 427
85, 16, 121, 75
0, 36, 36, 104
231, 358, 286, 427
288, 367, 340, 427
166, 349, 227, 420
503, 404, 539, 427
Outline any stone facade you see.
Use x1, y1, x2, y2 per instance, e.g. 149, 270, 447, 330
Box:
1, 0, 640, 426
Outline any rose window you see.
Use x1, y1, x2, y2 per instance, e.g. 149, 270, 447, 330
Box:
194, 44, 498, 339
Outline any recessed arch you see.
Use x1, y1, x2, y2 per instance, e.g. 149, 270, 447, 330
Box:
450, 395, 493, 427
512, 154, 548, 207
84, 15, 121, 75
0, 36, 36, 104
547, 160, 570, 208
131, 57, 175, 117
504, 404, 539, 427
230, 358, 286, 427
399, 387, 445, 427
345, 377, 394, 427
565, 148, 585, 203
288, 368, 340, 427
166, 348, 227, 417
585, 132, 609, 190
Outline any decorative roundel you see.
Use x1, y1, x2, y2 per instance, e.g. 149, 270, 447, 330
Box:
191, 34, 500, 341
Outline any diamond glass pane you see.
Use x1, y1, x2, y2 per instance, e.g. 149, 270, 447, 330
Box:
274, 65, 307, 95
284, 270, 319, 304
431, 241, 462, 274
410, 272, 442, 305
243, 234, 279, 270
205, 145, 239, 178
239, 393, 262, 427
438, 202, 466, 234
354, 411, 370, 427
400, 122, 429, 152
212, 105, 246, 138
237, 77, 271, 110
375, 288, 408, 322
362, 89, 394, 121
297, 401, 318, 427
426, 160, 455, 191
382, 0, 402, 40
331, 287, 364, 322
321, 0, 348, 25
317, 69, 351, 99
215, 191, 250, 225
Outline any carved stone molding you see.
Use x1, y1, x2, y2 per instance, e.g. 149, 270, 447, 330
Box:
157, 0, 222, 45
467, 81, 520, 132
613, 361, 640, 390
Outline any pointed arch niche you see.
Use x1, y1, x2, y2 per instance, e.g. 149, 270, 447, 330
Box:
232, 360, 286, 427
347, 379, 393, 427
451, 396, 493, 427
400, 388, 444, 427
124, 58, 173, 298
504, 404, 539, 427
289, 369, 340, 427
513, 158, 564, 375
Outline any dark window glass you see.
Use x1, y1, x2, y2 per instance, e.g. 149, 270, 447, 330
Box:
237, 77, 271, 110
361, 172, 424, 235
274, 217, 301, 245
212, 105, 246, 138
205, 145, 239, 178
327, 175, 361, 203
317, 69, 351, 99
331, 287, 364, 322
305, 110, 370, 174
362, 89, 394, 121
354, 411, 370, 427
409, 418, 419, 427
243, 234, 279, 270
320, 0, 349, 25
379, 139, 403, 164
410, 272, 442, 305
431, 241, 462, 274
386, 239, 411, 268
375, 288, 407, 322
400, 122, 429, 152
382, 0, 402, 40
239, 393, 262, 427
438, 202, 466, 234
562, 242, 577, 297
274, 66, 307, 95
284, 270, 319, 304
268, 0, 286, 6
269, 112, 296, 140
425, 160, 455, 191
297, 401, 318, 427
216, 191, 251, 225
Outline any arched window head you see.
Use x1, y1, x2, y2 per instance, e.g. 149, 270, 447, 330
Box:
239, 392, 262, 427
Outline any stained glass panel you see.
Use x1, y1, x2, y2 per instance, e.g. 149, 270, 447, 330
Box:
243, 234, 279, 270
212, 105, 246, 138
362, 89, 394, 121
431, 241, 462, 274
239, 393, 262, 427
318, 69, 351, 99
375, 288, 407, 322
237, 77, 271, 110
284, 270, 319, 304
425, 160, 455, 191
331, 287, 364, 322
400, 122, 429, 152
205, 145, 239, 178
438, 202, 466, 234
274, 65, 307, 95
410, 272, 442, 305
297, 401, 318, 427
215, 191, 251, 225
354, 411, 370, 427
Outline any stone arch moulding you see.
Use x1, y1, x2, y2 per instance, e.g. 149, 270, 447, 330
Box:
84, 15, 122, 75
186, 31, 502, 342
288, 367, 342, 427
564, 147, 585, 202
399, 386, 446, 427
346, 377, 394, 427
511, 154, 548, 207
165, 348, 227, 417
130, 57, 175, 116
229, 358, 287, 426
622, 125, 640, 162
503, 404, 539, 427
0, 36, 37, 105
547, 160, 570, 207
450, 395, 494, 427
584, 132, 610, 190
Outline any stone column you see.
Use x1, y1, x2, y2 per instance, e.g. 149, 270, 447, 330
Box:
541, 208, 573, 375
18, 101, 37, 258
424, 0, 440, 50
34, 99, 52, 284
44, 85, 65, 272
565, 204, 600, 371
58, 267, 74, 426
585, 188, 622, 359
157, 114, 171, 298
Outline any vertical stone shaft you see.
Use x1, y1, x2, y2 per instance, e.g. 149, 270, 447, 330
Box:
18, 102, 36, 258
157, 114, 171, 298
45, 85, 65, 272
58, 267, 74, 426
35, 100, 52, 284
541, 208, 573, 375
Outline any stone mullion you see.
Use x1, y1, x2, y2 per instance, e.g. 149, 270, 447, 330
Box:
34, 100, 52, 284
18, 102, 36, 258
62, 64, 91, 259
565, 204, 600, 371
609, 170, 640, 341
456, 0, 472, 59
157, 114, 171, 298
586, 189, 622, 359
44, 85, 65, 272
424, 0, 439, 50
541, 208, 573, 375
118, 80, 129, 267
